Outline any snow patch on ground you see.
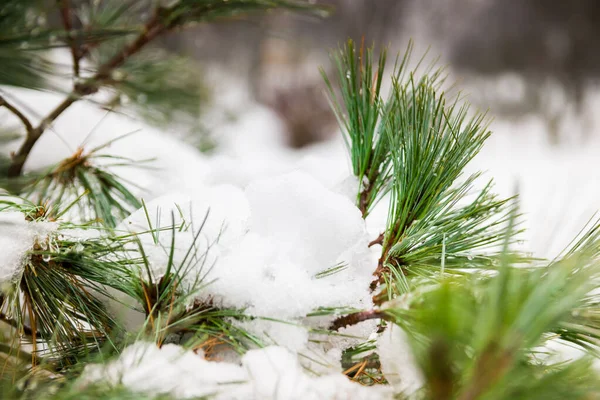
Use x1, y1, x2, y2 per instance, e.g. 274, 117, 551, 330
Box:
117, 171, 376, 354
80, 342, 392, 400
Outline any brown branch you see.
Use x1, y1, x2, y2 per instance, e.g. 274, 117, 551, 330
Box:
6, 13, 166, 177
329, 309, 386, 331
58, 0, 80, 77
88, 14, 165, 85
358, 189, 369, 217
0, 95, 34, 134
458, 344, 514, 400
368, 232, 384, 248
358, 166, 380, 217
370, 245, 393, 293
369, 215, 416, 298
7, 96, 77, 177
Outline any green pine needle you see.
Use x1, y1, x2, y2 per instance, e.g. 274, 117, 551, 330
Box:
0, 203, 139, 367
379, 221, 600, 399
20, 135, 144, 228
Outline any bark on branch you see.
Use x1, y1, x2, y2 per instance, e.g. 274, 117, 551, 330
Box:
0, 95, 34, 134
6, 13, 166, 177
58, 0, 81, 77
329, 309, 387, 331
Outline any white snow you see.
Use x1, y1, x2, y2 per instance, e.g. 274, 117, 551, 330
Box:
209, 171, 374, 318
80, 342, 392, 400
116, 174, 372, 313
0, 212, 58, 284
468, 116, 600, 258
117, 171, 377, 357
377, 325, 424, 396
0, 87, 212, 203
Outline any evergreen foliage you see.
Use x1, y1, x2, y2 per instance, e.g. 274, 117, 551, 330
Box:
21, 133, 145, 228
323, 41, 521, 302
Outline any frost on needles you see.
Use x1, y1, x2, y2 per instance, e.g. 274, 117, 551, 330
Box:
2, 5, 600, 397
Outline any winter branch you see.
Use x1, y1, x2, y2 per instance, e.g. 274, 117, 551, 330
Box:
0, 95, 34, 134
57, 0, 80, 77
6, 12, 165, 177
329, 309, 386, 331
368, 232, 384, 247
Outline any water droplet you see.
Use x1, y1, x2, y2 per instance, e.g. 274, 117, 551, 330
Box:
467, 254, 474, 261
346, 70, 351, 79
42, 254, 51, 262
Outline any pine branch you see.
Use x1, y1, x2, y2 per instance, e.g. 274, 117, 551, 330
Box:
0, 95, 34, 134
7, 98, 72, 177
368, 233, 384, 248
329, 309, 386, 331
57, 0, 81, 77
0, 199, 146, 364
324, 40, 520, 301
374, 220, 600, 399
21, 134, 145, 228
6, 13, 163, 177
6, 0, 326, 177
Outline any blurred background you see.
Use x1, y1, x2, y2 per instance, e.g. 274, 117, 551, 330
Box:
164, 0, 600, 257
164, 0, 600, 147
3, 0, 600, 257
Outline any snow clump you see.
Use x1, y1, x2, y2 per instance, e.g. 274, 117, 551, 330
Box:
79, 342, 392, 400
117, 171, 378, 359
0, 212, 58, 284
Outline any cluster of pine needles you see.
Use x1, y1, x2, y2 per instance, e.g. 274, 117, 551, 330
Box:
318, 39, 600, 398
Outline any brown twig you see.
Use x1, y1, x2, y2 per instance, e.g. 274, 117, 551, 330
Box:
369, 212, 419, 298
342, 353, 382, 372
85, 14, 165, 87
329, 309, 386, 331
7, 96, 76, 177
0, 95, 34, 134
58, 0, 80, 77
368, 232, 384, 248
458, 344, 514, 400
370, 246, 393, 293
358, 166, 380, 217
7, 13, 166, 177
